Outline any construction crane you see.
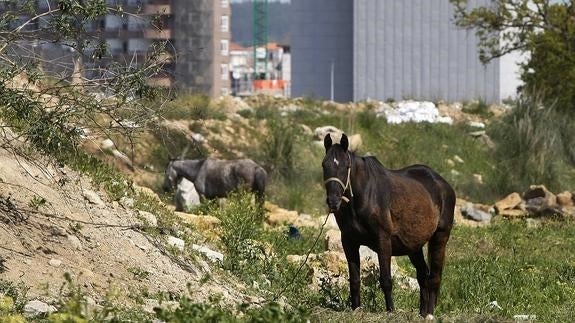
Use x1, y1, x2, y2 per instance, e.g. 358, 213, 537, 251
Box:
253, 0, 268, 80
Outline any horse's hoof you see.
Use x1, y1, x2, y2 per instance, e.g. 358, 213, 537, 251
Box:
353, 306, 363, 312
424, 314, 435, 321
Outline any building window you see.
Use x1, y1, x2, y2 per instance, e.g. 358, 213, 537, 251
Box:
220, 39, 229, 56
221, 64, 229, 81
221, 15, 229, 33
221, 0, 229, 8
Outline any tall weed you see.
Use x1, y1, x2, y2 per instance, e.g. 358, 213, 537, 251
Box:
488, 97, 574, 194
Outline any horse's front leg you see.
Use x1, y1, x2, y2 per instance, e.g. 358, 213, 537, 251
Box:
342, 234, 361, 309
377, 236, 394, 312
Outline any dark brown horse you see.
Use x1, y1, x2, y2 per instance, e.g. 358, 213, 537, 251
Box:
322, 133, 455, 319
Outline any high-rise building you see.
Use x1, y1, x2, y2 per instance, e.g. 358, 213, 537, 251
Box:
291, 0, 523, 103
9, 0, 231, 97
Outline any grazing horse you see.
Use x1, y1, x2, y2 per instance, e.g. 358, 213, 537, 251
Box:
322, 133, 455, 319
163, 158, 267, 205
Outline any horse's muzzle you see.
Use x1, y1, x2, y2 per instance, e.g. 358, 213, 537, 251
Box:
326, 197, 342, 213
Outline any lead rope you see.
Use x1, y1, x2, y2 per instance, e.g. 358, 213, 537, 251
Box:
273, 212, 331, 302
274, 156, 354, 301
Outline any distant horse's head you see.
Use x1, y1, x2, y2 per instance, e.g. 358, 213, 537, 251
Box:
163, 159, 178, 192
322, 133, 352, 212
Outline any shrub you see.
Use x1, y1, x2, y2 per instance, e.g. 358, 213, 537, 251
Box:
488, 97, 574, 194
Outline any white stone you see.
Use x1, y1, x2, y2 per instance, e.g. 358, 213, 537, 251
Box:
175, 178, 200, 212
48, 258, 62, 267
138, 210, 158, 227
82, 189, 104, 206
67, 235, 83, 250
381, 101, 453, 125
167, 236, 185, 251
192, 244, 224, 263
24, 300, 57, 317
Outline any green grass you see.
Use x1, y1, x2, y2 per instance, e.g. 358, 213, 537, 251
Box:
310, 219, 575, 322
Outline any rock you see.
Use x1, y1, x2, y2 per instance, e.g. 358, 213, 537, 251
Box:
67, 235, 83, 250
133, 185, 163, 204
48, 258, 62, 267
450, 169, 460, 176
454, 205, 487, 227
192, 244, 224, 263
167, 236, 185, 251
294, 213, 318, 228
24, 300, 57, 317
348, 134, 362, 151
100, 139, 115, 152
314, 126, 343, 141
498, 209, 529, 218
100, 139, 133, 170
359, 246, 380, 268
325, 213, 339, 230
191, 132, 205, 143
473, 174, 483, 185
557, 191, 573, 207
324, 229, 342, 252
461, 203, 491, 223
119, 196, 135, 208
446, 159, 455, 167
82, 189, 104, 206
176, 213, 221, 231
174, 178, 200, 212
138, 210, 158, 227
381, 101, 453, 124
523, 185, 557, 207
454, 155, 464, 164
469, 130, 486, 137
266, 202, 298, 226
495, 192, 522, 212
468, 121, 486, 129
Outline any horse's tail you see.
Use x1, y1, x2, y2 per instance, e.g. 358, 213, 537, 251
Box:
253, 166, 267, 206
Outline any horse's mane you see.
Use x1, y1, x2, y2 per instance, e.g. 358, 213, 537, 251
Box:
356, 154, 388, 177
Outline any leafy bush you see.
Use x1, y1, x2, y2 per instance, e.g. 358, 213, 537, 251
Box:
161, 94, 225, 120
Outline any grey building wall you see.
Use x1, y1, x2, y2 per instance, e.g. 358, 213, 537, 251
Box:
291, 0, 354, 102
354, 0, 500, 103
291, 0, 513, 103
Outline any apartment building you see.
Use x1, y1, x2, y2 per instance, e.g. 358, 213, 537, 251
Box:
7, 0, 231, 97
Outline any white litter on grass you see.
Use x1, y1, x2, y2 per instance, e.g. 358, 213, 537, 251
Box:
379, 101, 453, 125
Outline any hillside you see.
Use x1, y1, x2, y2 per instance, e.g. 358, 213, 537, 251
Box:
1, 93, 575, 322
0, 128, 253, 312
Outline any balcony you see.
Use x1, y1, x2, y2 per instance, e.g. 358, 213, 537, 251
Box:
144, 4, 171, 15
144, 28, 172, 39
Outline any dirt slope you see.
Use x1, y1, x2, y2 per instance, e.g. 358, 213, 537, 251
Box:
0, 130, 246, 307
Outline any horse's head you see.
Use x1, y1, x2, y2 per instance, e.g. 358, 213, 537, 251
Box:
163, 159, 178, 192
322, 133, 352, 212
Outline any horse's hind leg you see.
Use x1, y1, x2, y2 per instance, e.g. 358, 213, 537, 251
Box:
377, 237, 394, 312
426, 229, 450, 316
408, 248, 430, 317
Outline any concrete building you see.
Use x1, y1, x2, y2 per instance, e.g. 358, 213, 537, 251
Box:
9, 0, 231, 97
291, 0, 522, 103
172, 0, 231, 96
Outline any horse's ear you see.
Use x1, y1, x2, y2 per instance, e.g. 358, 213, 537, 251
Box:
341, 133, 349, 151
324, 134, 333, 152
